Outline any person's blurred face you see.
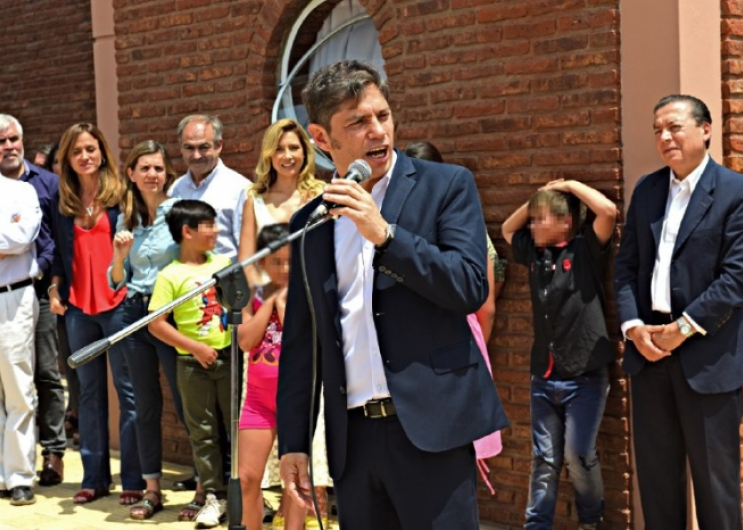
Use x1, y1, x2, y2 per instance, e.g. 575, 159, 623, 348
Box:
68, 132, 102, 178
260, 245, 290, 288
128, 152, 168, 196
308, 84, 394, 184
271, 131, 305, 181
529, 205, 571, 247
184, 219, 219, 252
33, 151, 47, 167
0, 123, 25, 179
653, 100, 711, 180
180, 121, 222, 183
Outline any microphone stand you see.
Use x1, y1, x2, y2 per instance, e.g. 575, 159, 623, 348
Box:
68, 215, 333, 530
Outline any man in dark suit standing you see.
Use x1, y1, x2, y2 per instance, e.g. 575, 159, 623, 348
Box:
277, 60, 508, 529
614, 95, 743, 529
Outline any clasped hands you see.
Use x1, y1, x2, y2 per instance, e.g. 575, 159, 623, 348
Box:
627, 322, 688, 362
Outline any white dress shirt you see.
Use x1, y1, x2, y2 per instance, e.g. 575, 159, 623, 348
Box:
621, 154, 709, 337
0, 177, 41, 286
335, 152, 396, 409
169, 159, 250, 260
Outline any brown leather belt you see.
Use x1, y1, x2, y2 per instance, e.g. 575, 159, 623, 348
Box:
351, 398, 396, 419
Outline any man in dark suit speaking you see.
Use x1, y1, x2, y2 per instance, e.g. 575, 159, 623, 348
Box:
614, 95, 743, 529
276, 60, 508, 529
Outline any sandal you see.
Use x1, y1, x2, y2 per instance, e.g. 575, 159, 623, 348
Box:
178, 492, 206, 522
119, 490, 144, 506
130, 490, 163, 520
73, 487, 110, 504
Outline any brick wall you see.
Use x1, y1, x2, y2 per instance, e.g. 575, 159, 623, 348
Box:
113, 0, 627, 527
0, 0, 97, 152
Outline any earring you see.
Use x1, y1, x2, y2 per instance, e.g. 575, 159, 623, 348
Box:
101, 158, 107, 168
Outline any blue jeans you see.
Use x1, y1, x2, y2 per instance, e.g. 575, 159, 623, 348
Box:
524, 367, 609, 529
65, 304, 144, 491
121, 294, 184, 479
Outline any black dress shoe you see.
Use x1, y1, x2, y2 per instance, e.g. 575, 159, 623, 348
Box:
39, 453, 64, 486
172, 475, 198, 491
0, 489, 9, 499
263, 498, 276, 523
10, 486, 35, 506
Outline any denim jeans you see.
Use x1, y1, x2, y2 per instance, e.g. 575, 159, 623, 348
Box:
65, 304, 144, 491
34, 296, 66, 455
524, 366, 609, 529
121, 294, 184, 479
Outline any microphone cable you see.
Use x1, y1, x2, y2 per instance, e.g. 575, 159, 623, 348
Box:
298, 215, 325, 530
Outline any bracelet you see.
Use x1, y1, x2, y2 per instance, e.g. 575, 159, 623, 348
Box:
47, 283, 59, 295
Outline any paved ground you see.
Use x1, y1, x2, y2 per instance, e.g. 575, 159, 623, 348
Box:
0, 445, 510, 529
0, 445, 338, 530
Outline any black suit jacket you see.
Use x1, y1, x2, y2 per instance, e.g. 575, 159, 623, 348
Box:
614, 158, 743, 394
277, 152, 509, 480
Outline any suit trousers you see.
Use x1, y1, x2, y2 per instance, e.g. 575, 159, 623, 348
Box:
631, 354, 743, 530
34, 296, 66, 455
334, 411, 479, 530
0, 285, 38, 489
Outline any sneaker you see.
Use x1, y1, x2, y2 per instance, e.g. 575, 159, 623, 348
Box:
263, 497, 276, 523
194, 493, 226, 529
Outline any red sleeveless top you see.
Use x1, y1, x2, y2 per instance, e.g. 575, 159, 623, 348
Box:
69, 213, 126, 315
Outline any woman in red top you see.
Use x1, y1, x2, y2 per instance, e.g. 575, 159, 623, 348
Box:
48, 123, 144, 505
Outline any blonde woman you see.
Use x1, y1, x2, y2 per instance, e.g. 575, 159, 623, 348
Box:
237, 119, 329, 530
49, 123, 144, 505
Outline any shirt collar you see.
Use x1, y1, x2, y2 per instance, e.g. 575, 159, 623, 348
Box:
669, 152, 709, 194
186, 159, 223, 189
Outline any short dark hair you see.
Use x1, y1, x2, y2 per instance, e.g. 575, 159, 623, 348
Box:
403, 141, 444, 163
165, 199, 217, 243
654, 94, 712, 149
256, 223, 290, 252
301, 60, 389, 132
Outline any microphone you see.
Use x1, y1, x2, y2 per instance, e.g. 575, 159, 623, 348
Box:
307, 159, 372, 224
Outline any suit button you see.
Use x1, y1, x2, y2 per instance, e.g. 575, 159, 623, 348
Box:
340, 386, 346, 395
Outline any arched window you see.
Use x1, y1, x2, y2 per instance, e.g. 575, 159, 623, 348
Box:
272, 0, 385, 170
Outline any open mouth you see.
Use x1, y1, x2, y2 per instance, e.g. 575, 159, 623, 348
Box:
367, 146, 388, 159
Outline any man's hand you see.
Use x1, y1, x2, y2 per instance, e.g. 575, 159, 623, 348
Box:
192, 343, 218, 370
322, 179, 388, 245
651, 323, 687, 353
627, 324, 671, 362
280, 452, 313, 510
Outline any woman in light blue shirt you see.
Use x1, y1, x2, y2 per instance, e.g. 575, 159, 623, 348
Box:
108, 140, 184, 520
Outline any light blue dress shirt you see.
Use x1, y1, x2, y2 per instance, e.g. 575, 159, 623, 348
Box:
108, 197, 180, 296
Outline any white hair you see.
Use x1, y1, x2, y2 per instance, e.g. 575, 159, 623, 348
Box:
0, 114, 23, 136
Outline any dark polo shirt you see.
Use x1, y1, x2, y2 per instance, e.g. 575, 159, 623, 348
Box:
512, 225, 614, 378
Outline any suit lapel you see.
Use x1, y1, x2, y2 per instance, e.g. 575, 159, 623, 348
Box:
310, 218, 343, 342
673, 161, 715, 257
380, 151, 416, 224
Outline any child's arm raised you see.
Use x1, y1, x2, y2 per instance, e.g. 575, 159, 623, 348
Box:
238, 293, 277, 352
542, 179, 617, 245
149, 313, 218, 370
502, 202, 529, 245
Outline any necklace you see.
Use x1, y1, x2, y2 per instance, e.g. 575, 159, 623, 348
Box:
85, 206, 94, 217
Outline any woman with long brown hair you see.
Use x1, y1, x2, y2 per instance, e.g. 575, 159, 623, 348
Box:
49, 123, 144, 505
108, 140, 186, 519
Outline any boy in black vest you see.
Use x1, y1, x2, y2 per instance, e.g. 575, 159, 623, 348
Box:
502, 179, 617, 530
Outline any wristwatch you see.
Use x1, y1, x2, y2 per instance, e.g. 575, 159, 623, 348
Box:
375, 223, 396, 252
676, 317, 694, 338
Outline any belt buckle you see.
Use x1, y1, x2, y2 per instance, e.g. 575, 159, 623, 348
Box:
363, 399, 388, 419
1, 284, 11, 292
